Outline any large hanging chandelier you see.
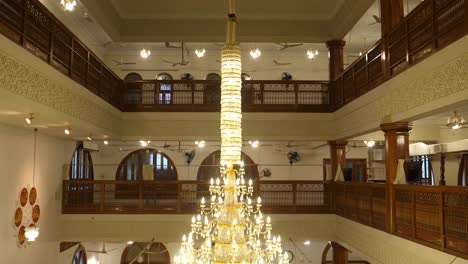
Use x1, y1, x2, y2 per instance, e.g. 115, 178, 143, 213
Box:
174, 1, 289, 263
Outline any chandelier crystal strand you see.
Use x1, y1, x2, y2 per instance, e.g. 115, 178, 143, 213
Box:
174, 0, 289, 263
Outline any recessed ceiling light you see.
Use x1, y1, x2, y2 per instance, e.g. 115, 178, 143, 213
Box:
140, 49, 151, 59
250, 48, 261, 59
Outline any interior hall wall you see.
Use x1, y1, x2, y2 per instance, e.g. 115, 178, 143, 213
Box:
0, 123, 73, 263
83, 143, 368, 182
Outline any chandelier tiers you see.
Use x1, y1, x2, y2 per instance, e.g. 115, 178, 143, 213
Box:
175, 0, 288, 263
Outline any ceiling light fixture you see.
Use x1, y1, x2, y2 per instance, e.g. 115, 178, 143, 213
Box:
127, 241, 134, 245
303, 240, 311, 246
364, 140, 376, 148
64, 128, 71, 135
307, 50, 319, 59
195, 49, 206, 58
87, 136, 92, 141
447, 111, 465, 130
249, 140, 260, 148
103, 140, 109, 145
60, 0, 77, 12
139, 140, 150, 147
195, 140, 206, 148
25, 113, 34, 125
140, 49, 151, 59
250, 48, 262, 59
25, 226, 40, 242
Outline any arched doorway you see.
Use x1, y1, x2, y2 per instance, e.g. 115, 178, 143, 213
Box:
121, 242, 170, 264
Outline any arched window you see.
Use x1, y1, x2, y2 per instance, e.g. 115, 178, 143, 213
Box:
124, 72, 143, 81
116, 149, 177, 181
197, 150, 258, 181
72, 245, 87, 264
205, 73, 221, 80
69, 144, 94, 180
121, 242, 170, 264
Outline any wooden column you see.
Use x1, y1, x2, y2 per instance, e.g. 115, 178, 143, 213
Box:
439, 153, 446, 186
380, 122, 412, 232
329, 140, 348, 181
326, 40, 346, 81
331, 242, 349, 264
380, 0, 404, 36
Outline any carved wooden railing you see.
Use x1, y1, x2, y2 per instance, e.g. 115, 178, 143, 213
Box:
0, 0, 122, 108
121, 80, 331, 112
333, 0, 467, 109
336, 182, 468, 259
62, 180, 333, 214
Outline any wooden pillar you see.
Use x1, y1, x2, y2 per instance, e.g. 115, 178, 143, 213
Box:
331, 242, 349, 264
439, 153, 446, 186
326, 40, 346, 81
380, 0, 404, 36
329, 140, 348, 181
380, 122, 412, 232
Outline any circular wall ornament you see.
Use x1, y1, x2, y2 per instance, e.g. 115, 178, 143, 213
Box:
32, 205, 40, 223
18, 226, 26, 246
14, 208, 23, 227
20, 188, 28, 207
29, 187, 37, 205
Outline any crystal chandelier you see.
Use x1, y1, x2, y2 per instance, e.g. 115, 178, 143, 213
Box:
174, 1, 289, 263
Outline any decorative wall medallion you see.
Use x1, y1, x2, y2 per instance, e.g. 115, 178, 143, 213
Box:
18, 226, 26, 246
20, 188, 28, 207
29, 187, 37, 205
32, 205, 40, 223
14, 208, 23, 227
14, 186, 40, 246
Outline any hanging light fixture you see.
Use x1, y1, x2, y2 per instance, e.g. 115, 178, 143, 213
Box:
174, 0, 288, 263
140, 48, 151, 59
139, 140, 151, 147
447, 111, 465, 130
195, 49, 206, 58
25, 226, 40, 242
307, 50, 318, 60
250, 48, 262, 59
60, 0, 77, 11
249, 140, 260, 148
364, 140, 376, 148
64, 128, 71, 135
25, 113, 34, 125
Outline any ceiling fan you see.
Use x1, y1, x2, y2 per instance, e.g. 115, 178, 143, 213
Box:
275, 43, 304, 50
87, 243, 118, 255
273, 60, 292, 66
368, 15, 381, 25
163, 42, 189, 67
113, 57, 136, 66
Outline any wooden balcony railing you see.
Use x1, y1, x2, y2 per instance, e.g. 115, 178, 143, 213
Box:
0, 0, 122, 108
122, 80, 331, 112
62, 180, 333, 214
1, 0, 467, 113
336, 182, 468, 259
333, 0, 468, 109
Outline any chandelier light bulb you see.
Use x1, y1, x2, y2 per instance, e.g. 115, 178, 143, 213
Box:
140, 49, 151, 59
250, 48, 262, 59
195, 49, 206, 58
60, 0, 77, 11
452, 123, 461, 130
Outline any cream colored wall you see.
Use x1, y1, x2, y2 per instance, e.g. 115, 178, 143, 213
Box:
335, 216, 468, 264
0, 123, 73, 263
87, 142, 368, 181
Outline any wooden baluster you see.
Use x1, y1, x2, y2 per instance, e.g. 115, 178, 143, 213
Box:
100, 182, 105, 213
292, 183, 297, 213
191, 82, 195, 105
260, 83, 264, 104
294, 83, 298, 111
138, 181, 143, 211
177, 183, 182, 213
411, 189, 416, 239
439, 188, 446, 250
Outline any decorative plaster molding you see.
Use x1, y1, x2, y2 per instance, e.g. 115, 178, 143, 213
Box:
0, 52, 119, 131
